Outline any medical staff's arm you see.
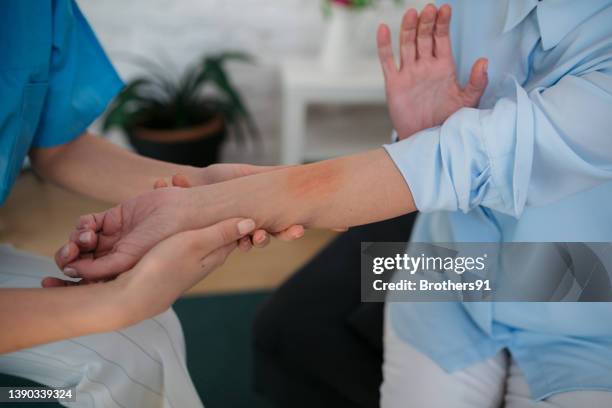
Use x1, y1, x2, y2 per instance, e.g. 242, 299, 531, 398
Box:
27, 133, 288, 205
0, 217, 253, 354
27, 133, 200, 203
0, 282, 129, 354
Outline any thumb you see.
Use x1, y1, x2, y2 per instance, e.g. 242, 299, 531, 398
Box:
463, 57, 488, 107
194, 218, 256, 253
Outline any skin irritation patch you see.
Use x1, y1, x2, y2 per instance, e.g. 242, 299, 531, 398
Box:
284, 160, 346, 228
286, 160, 344, 201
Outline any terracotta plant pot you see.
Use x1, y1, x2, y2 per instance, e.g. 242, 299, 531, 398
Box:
127, 115, 226, 167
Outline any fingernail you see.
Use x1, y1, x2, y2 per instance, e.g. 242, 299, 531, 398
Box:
238, 219, 256, 235
293, 230, 304, 239
483, 60, 488, 73
63, 267, 78, 278
61, 244, 71, 259
79, 231, 92, 244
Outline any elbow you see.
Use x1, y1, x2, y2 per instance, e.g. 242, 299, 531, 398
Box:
28, 145, 67, 180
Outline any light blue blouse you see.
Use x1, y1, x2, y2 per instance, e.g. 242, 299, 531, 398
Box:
0, 0, 123, 204
384, 0, 612, 400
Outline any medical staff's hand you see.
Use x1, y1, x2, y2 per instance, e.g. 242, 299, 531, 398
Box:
377, 4, 488, 140
152, 168, 305, 251
123, 218, 255, 317
47, 218, 256, 320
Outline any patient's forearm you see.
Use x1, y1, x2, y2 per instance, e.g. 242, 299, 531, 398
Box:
191, 148, 415, 231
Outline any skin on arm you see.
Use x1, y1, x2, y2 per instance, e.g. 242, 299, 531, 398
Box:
28, 132, 198, 204
55, 147, 416, 280
28, 132, 296, 204
0, 217, 256, 354
0, 280, 130, 354
29, 132, 302, 253
195, 148, 416, 232
153, 174, 305, 252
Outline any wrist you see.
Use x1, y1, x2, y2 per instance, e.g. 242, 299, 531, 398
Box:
102, 278, 144, 329
186, 179, 261, 228
100, 275, 167, 329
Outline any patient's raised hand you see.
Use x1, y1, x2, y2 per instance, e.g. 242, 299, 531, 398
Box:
377, 4, 488, 140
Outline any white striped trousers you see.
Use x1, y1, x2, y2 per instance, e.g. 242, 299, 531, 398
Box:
0, 245, 204, 408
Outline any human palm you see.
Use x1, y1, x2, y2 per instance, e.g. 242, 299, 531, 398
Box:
56, 187, 192, 280
377, 4, 488, 139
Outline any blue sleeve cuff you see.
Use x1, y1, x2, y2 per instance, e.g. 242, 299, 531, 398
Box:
31, 74, 123, 148
30, 0, 124, 148
384, 126, 455, 213
383, 108, 499, 214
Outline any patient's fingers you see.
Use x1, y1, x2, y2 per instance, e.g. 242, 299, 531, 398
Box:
434, 4, 452, 59
63, 251, 136, 281
75, 213, 104, 232
416, 4, 437, 60
69, 228, 98, 252
55, 241, 80, 270
463, 57, 489, 106
377, 24, 398, 80
399, 8, 418, 68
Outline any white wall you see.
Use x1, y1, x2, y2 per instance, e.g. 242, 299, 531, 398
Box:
79, 0, 421, 163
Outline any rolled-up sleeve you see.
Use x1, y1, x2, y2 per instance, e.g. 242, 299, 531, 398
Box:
384, 66, 612, 218
31, 0, 123, 148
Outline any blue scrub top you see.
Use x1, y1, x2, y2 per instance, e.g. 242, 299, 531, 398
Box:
0, 0, 123, 204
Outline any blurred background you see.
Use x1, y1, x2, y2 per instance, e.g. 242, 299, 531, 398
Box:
0, 1, 425, 406
81, 0, 416, 165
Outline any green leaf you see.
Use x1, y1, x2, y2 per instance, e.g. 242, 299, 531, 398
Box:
101, 50, 259, 142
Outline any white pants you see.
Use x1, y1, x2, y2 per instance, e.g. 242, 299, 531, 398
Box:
0, 245, 204, 408
381, 305, 612, 408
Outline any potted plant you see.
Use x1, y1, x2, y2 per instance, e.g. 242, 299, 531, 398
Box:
103, 52, 258, 167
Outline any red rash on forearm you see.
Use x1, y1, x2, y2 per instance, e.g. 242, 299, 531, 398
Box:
285, 159, 346, 202
190, 148, 416, 232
